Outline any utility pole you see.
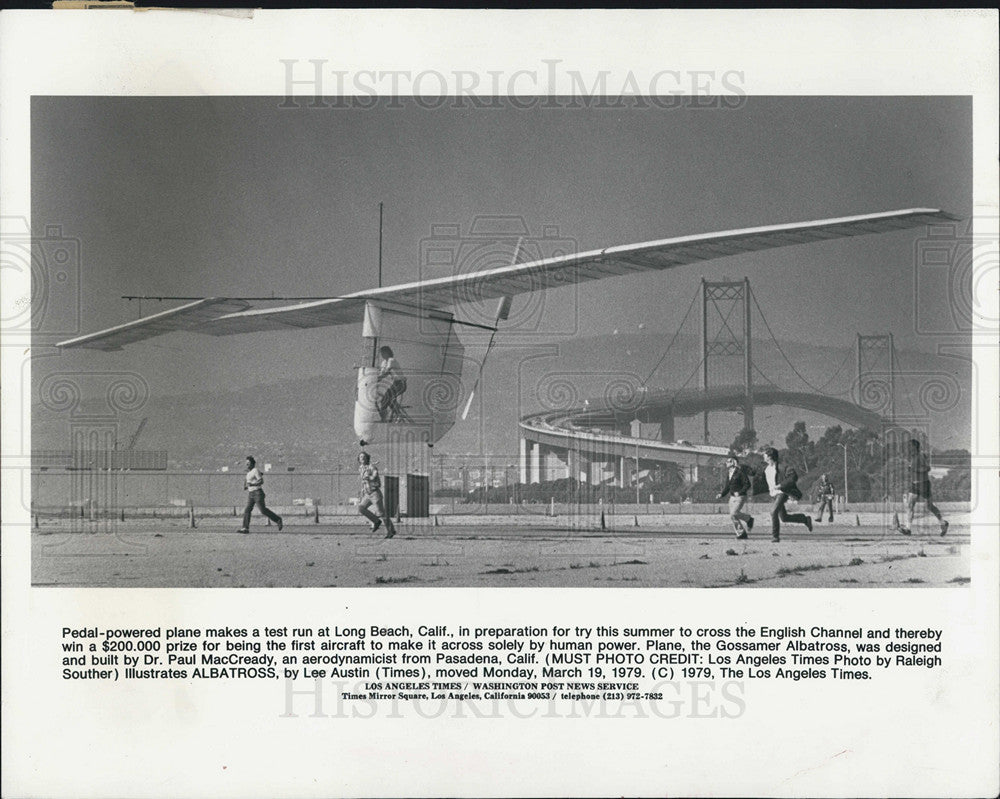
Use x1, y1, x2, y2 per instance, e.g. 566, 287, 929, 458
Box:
837, 442, 849, 508
378, 202, 383, 288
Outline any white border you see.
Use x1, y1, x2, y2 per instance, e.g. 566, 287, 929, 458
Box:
2, 9, 998, 798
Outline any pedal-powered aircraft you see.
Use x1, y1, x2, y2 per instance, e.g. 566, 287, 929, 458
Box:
57, 208, 955, 446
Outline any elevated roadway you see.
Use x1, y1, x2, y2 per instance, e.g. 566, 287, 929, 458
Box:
519, 384, 882, 485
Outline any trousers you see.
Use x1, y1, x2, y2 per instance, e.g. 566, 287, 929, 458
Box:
242, 489, 281, 529
771, 493, 810, 536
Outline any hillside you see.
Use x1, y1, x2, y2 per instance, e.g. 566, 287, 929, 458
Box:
33, 331, 973, 469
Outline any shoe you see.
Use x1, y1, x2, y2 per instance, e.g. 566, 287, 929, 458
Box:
898, 527, 912, 536
813, 517, 821, 523
805, 517, 813, 532
384, 527, 396, 540
828, 518, 834, 523
237, 528, 249, 534
277, 517, 283, 532
940, 520, 949, 537
771, 535, 780, 543
370, 518, 382, 534
746, 517, 754, 531
736, 532, 748, 540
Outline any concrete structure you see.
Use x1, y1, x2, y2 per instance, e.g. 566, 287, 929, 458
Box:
518, 383, 886, 486
519, 410, 729, 486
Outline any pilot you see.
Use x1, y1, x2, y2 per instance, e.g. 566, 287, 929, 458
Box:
376, 345, 407, 422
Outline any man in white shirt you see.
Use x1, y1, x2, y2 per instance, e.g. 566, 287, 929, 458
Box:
763, 447, 812, 543
358, 451, 396, 539
238, 455, 283, 533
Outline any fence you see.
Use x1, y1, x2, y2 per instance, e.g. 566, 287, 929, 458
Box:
31, 470, 358, 516
29, 468, 968, 522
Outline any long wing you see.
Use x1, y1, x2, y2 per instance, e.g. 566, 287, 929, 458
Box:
57, 208, 955, 350
55, 298, 251, 351
375, 207, 956, 310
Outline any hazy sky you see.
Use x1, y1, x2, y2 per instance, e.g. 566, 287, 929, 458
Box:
32, 96, 971, 400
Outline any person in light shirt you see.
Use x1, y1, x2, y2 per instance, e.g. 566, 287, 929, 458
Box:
762, 447, 812, 543
238, 455, 283, 534
357, 450, 396, 539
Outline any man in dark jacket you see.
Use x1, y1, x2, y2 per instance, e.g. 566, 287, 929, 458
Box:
762, 447, 813, 542
716, 455, 754, 539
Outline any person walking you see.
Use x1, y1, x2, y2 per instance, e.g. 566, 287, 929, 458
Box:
814, 473, 835, 523
238, 456, 282, 533
716, 455, 755, 539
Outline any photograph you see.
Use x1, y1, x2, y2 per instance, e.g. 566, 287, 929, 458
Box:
2, 9, 997, 799
30, 95, 974, 589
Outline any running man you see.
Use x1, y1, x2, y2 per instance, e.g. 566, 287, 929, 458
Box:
716, 455, 755, 539
358, 451, 396, 539
762, 447, 813, 543
896, 439, 948, 536
814, 473, 835, 523
238, 456, 282, 533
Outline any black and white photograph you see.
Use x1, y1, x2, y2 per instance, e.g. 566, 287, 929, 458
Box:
28, 94, 977, 589
2, 9, 997, 799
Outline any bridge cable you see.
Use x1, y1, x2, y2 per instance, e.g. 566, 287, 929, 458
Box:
669, 353, 709, 401
889, 349, 919, 419
641, 286, 701, 387
748, 286, 848, 396
750, 361, 781, 389
813, 349, 855, 395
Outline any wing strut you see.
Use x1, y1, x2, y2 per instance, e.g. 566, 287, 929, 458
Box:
461, 239, 520, 420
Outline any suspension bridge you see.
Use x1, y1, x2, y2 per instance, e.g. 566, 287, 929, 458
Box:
519, 277, 915, 486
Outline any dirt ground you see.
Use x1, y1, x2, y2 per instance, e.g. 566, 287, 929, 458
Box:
31, 513, 970, 588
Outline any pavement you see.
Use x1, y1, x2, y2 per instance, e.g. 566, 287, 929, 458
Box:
31, 516, 970, 588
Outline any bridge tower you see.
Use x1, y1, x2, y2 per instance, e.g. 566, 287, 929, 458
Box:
856, 334, 896, 422
701, 278, 753, 444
